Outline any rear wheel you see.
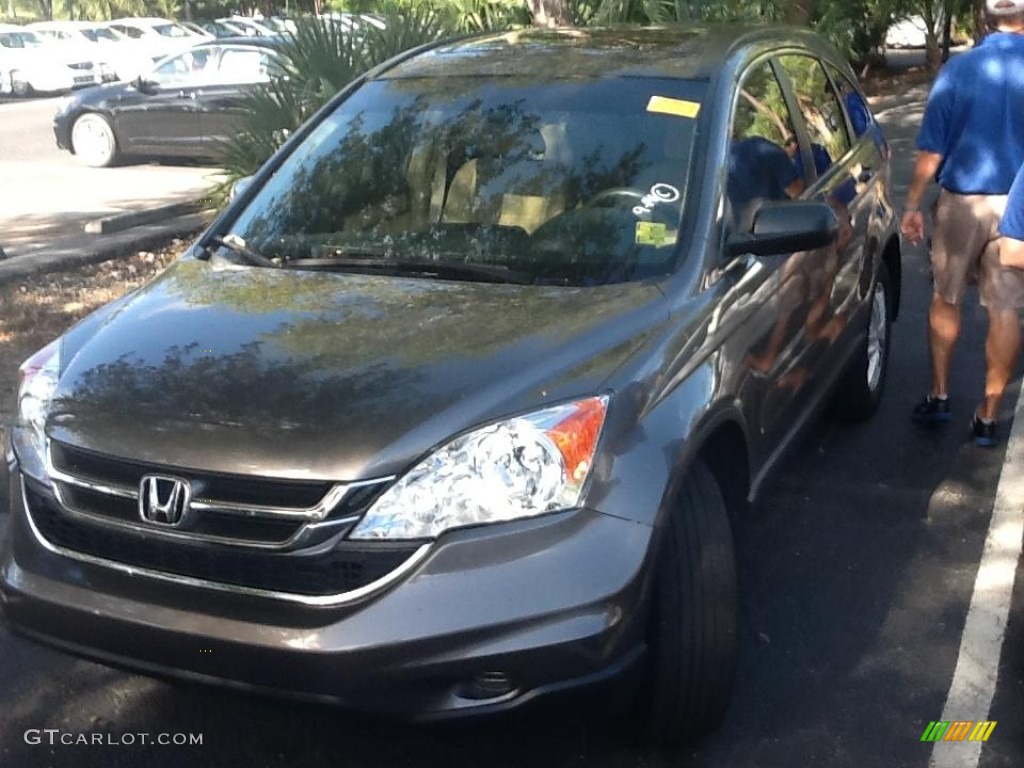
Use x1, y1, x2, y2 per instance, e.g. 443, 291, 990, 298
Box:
633, 458, 738, 746
833, 261, 891, 421
71, 113, 119, 168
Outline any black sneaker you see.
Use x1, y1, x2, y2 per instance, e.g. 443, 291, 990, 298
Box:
972, 414, 998, 447
911, 395, 951, 423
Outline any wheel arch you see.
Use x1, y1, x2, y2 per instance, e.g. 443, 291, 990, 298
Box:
881, 234, 901, 321
658, 405, 752, 532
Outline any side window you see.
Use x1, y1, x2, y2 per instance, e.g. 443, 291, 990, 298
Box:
151, 48, 215, 86
727, 60, 803, 232
778, 55, 851, 178
825, 63, 876, 140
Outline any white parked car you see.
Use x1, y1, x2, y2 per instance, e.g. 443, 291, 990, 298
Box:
101, 18, 202, 61
27, 21, 152, 82
222, 17, 276, 37
0, 23, 99, 96
885, 15, 929, 48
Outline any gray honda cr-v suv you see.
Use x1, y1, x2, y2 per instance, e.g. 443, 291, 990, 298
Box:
1, 24, 900, 744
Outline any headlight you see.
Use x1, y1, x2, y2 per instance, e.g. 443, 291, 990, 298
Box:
12, 339, 61, 483
349, 396, 609, 540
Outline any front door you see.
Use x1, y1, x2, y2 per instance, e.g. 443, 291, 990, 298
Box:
112, 47, 214, 154
719, 58, 820, 448
776, 54, 867, 379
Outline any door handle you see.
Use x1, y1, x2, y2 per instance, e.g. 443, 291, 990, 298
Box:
857, 168, 874, 183
177, 90, 198, 100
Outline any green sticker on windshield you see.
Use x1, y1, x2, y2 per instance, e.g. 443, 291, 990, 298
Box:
636, 222, 668, 246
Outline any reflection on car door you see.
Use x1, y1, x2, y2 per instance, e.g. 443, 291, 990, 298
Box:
112, 49, 213, 154
714, 58, 821, 452
195, 46, 276, 150
776, 54, 873, 376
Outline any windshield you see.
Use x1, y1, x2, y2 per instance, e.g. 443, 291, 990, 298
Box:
0, 31, 43, 49
228, 77, 704, 285
81, 27, 121, 43
153, 23, 192, 38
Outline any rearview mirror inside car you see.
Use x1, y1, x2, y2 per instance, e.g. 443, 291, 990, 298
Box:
726, 201, 838, 258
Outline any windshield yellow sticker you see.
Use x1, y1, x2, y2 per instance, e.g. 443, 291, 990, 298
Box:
647, 96, 701, 119
636, 222, 668, 246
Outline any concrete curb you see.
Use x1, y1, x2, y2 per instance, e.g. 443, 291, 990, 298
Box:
0, 212, 211, 286
83, 201, 214, 235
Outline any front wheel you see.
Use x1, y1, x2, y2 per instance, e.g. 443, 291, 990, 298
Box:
10, 70, 32, 97
632, 458, 738, 746
71, 113, 119, 168
832, 261, 892, 421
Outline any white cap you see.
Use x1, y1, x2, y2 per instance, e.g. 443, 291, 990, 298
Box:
987, 0, 1024, 15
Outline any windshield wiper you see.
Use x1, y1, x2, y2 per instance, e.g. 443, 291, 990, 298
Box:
204, 234, 281, 269
284, 257, 535, 285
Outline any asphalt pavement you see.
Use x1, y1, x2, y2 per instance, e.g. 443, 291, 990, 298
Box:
0, 74, 1022, 768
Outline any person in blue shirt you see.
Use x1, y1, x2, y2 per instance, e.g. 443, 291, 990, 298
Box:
901, 0, 1024, 447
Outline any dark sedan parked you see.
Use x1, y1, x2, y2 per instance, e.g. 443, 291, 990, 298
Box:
53, 36, 284, 167
3, 25, 900, 745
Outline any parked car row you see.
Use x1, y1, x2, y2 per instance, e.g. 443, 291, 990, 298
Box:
0, 14, 307, 96
0, 22, 102, 96
54, 36, 286, 166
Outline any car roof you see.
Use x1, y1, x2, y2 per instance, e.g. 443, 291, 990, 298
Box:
381, 25, 840, 82
105, 17, 176, 25
28, 21, 100, 27
196, 35, 284, 49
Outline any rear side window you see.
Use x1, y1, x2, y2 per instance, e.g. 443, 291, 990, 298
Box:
778, 55, 851, 174
825, 62, 877, 141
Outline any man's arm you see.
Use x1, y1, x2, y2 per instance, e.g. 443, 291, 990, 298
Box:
900, 150, 943, 245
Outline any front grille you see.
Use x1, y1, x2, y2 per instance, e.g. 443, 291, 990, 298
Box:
48, 441, 388, 547
72, 76, 95, 86
29, 441, 418, 599
26, 482, 420, 598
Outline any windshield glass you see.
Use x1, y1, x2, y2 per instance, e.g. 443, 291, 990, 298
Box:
0, 31, 43, 49
81, 27, 121, 43
228, 77, 704, 285
153, 23, 191, 38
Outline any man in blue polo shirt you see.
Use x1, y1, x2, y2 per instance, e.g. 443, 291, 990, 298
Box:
901, 0, 1024, 447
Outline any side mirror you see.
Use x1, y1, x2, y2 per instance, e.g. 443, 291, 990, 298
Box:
133, 75, 158, 95
726, 201, 838, 258
229, 175, 254, 202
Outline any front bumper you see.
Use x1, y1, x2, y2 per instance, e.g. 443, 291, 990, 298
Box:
0, 464, 653, 720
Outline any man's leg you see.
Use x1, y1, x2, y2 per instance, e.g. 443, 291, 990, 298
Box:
979, 308, 1021, 421
929, 294, 961, 397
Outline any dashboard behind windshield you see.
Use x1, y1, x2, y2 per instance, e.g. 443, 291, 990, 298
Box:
228, 76, 705, 285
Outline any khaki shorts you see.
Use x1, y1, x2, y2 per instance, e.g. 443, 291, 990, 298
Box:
931, 190, 1024, 310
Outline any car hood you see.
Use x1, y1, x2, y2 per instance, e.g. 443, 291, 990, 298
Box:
51, 259, 670, 481
62, 78, 135, 108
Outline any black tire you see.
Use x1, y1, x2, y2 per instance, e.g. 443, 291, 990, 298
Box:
70, 113, 120, 168
633, 458, 738, 747
10, 70, 32, 97
833, 261, 892, 421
